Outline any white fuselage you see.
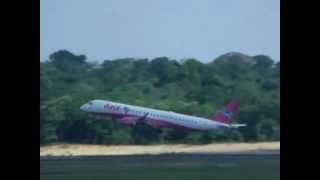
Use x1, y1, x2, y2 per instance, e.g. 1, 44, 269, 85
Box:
80, 100, 230, 131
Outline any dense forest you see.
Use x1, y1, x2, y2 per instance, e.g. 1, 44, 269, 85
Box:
40, 50, 280, 145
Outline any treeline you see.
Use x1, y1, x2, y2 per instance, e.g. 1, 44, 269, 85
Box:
40, 50, 280, 145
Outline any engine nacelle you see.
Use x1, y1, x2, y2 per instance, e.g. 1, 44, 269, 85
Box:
119, 117, 137, 126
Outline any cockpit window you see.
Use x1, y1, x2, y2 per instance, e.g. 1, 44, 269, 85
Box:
88, 101, 93, 105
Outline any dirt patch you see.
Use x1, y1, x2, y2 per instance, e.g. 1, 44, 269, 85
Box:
40, 142, 280, 156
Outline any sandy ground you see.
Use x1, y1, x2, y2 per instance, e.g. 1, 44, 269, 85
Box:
40, 141, 280, 156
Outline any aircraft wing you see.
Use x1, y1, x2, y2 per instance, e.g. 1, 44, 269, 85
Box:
136, 113, 149, 123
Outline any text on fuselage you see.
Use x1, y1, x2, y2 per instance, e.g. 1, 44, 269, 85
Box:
104, 103, 120, 111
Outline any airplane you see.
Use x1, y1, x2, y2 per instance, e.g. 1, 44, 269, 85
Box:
80, 99, 246, 131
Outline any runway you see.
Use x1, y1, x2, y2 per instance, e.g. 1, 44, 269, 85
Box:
41, 151, 279, 161
41, 153, 280, 180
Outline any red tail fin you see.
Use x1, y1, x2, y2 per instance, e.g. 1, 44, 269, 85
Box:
209, 100, 239, 124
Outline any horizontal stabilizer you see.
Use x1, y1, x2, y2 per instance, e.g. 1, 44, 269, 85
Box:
229, 124, 247, 128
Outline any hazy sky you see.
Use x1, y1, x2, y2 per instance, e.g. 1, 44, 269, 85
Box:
41, 0, 279, 62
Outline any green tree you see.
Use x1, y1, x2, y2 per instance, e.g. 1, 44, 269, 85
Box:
40, 50, 279, 144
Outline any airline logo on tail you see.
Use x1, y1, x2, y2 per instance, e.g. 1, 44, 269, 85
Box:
210, 100, 239, 124
223, 109, 234, 119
